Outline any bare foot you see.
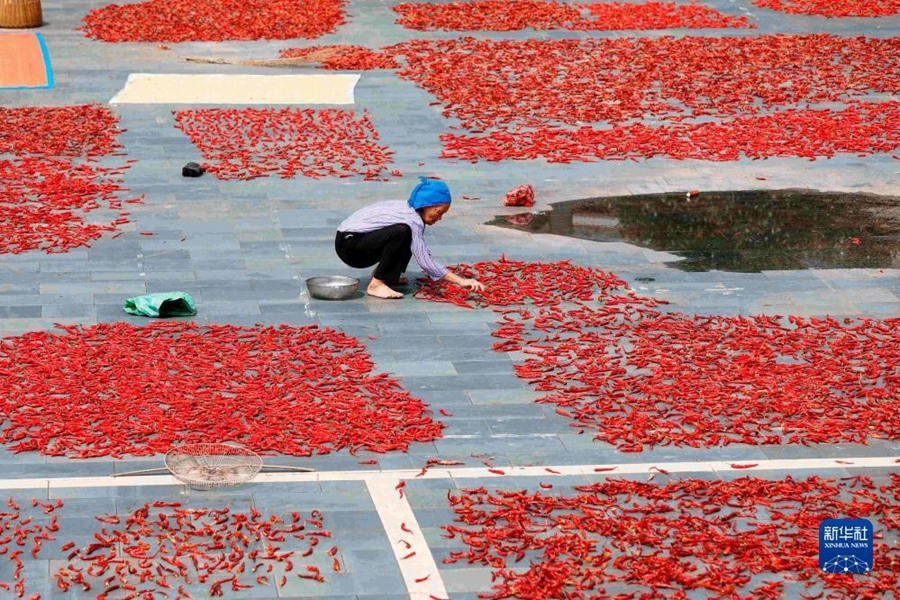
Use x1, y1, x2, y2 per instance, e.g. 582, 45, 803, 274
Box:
372, 269, 409, 286
367, 280, 403, 299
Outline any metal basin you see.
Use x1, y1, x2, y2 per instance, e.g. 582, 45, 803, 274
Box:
306, 276, 360, 300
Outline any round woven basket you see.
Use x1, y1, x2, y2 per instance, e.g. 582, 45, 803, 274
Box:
0, 0, 43, 28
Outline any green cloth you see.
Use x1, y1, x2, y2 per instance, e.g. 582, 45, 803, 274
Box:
123, 292, 197, 318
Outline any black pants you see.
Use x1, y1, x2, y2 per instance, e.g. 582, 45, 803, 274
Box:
335, 224, 412, 284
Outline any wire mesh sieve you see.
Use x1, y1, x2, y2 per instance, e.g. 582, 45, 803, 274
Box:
164, 443, 263, 491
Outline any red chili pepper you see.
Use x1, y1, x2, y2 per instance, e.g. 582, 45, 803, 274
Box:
53, 504, 339, 597
0, 323, 443, 458
752, 0, 900, 17
0, 497, 66, 597
80, 0, 346, 42
417, 258, 899, 450
393, 0, 752, 32
441, 474, 900, 598
172, 108, 398, 182
284, 36, 900, 164
0, 106, 140, 255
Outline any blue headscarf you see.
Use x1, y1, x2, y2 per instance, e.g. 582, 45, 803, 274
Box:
408, 177, 451, 211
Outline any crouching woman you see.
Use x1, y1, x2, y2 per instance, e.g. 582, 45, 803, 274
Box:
335, 177, 485, 299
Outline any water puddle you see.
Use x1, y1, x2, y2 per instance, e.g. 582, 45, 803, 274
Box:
487, 189, 900, 272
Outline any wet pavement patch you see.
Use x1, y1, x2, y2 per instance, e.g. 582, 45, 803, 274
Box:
487, 189, 900, 272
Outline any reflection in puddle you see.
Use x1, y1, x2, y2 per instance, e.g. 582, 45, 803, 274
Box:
487, 189, 900, 272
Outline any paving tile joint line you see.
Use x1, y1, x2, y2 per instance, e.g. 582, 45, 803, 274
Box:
1, 456, 896, 491
366, 478, 449, 598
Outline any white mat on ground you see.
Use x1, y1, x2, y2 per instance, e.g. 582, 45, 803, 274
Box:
110, 73, 360, 104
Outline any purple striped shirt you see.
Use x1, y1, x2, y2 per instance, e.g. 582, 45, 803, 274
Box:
338, 200, 449, 280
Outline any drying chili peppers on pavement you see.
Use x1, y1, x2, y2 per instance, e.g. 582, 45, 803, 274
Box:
80, 0, 347, 42
0, 105, 139, 255
0, 105, 122, 157
394, 0, 751, 31
417, 258, 899, 450
3, 0, 899, 597
172, 108, 399, 181
443, 475, 900, 598
575, 1, 752, 29
441, 102, 900, 162
283, 35, 900, 162
753, 0, 900, 17
56, 502, 337, 597
0, 322, 442, 458
394, 0, 584, 30
0, 497, 63, 597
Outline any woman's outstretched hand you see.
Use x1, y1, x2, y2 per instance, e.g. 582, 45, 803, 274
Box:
444, 271, 485, 292
459, 278, 485, 292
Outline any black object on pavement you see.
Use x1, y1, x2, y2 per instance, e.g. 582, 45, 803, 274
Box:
182, 162, 205, 177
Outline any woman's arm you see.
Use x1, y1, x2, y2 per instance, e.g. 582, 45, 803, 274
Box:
443, 271, 485, 292
407, 218, 484, 291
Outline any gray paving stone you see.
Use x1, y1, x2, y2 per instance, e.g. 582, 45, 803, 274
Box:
0, 305, 42, 318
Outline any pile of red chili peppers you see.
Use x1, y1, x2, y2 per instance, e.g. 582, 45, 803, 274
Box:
444, 475, 899, 598
279, 45, 401, 70
394, 0, 751, 31
417, 258, 900, 450
752, 0, 900, 17
283, 35, 900, 162
172, 108, 399, 181
287, 34, 900, 127
577, 1, 752, 29
80, 0, 346, 42
0, 497, 63, 597
0, 105, 122, 157
0, 105, 138, 255
441, 102, 900, 162
0, 322, 442, 458
56, 502, 338, 598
